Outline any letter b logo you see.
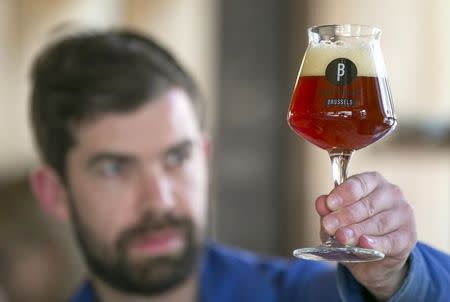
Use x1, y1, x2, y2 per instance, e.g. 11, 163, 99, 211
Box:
325, 58, 357, 86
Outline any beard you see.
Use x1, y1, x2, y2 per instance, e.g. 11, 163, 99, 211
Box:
69, 201, 200, 295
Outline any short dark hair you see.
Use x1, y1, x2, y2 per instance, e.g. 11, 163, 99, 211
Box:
30, 29, 203, 179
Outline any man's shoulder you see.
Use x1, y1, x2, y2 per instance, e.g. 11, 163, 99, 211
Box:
205, 240, 334, 275
414, 241, 450, 284
203, 241, 337, 286
204, 241, 289, 274
68, 281, 96, 302
201, 241, 339, 301
416, 241, 450, 262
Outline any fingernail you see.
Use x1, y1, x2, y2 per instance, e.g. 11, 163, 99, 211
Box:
327, 195, 342, 211
323, 215, 339, 234
342, 228, 354, 244
366, 236, 376, 246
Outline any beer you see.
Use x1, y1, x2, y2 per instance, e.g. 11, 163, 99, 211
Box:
287, 43, 396, 151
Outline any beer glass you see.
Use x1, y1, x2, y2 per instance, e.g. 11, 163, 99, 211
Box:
287, 24, 397, 262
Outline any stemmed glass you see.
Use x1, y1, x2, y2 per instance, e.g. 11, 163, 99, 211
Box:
287, 24, 397, 262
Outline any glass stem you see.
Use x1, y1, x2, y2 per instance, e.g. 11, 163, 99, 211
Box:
325, 150, 354, 247
329, 150, 354, 187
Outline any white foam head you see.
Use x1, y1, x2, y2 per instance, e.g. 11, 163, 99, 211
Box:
300, 41, 386, 77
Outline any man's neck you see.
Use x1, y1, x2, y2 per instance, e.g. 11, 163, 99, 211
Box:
92, 274, 198, 302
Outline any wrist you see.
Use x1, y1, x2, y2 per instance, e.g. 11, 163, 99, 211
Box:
365, 259, 410, 301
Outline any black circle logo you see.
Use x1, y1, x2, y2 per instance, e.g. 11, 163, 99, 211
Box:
325, 58, 358, 86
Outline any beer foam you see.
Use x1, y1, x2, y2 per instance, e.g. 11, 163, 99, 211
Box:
299, 41, 386, 77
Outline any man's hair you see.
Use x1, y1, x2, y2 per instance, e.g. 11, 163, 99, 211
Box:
30, 29, 203, 180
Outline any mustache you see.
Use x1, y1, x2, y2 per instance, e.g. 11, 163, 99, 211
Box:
117, 212, 191, 249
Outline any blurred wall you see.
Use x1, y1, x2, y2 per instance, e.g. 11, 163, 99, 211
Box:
0, 0, 123, 182
212, 0, 290, 255
0, 180, 82, 302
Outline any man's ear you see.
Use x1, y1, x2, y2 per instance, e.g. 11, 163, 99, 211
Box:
201, 134, 212, 161
30, 166, 70, 221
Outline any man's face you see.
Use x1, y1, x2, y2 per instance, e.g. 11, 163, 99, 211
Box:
64, 88, 208, 294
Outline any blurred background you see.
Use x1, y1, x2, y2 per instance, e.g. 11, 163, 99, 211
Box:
0, 0, 449, 301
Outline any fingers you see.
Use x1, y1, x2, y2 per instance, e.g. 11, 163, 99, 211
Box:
334, 209, 403, 245
326, 172, 383, 211
360, 202, 416, 257
323, 186, 397, 235
315, 195, 330, 216
315, 171, 415, 259
360, 226, 416, 259
319, 217, 329, 242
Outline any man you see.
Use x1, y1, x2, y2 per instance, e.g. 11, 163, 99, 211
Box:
29, 29, 449, 302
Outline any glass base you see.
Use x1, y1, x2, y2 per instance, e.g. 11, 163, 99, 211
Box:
293, 245, 385, 262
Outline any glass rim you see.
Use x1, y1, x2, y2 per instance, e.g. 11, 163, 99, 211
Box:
308, 24, 382, 37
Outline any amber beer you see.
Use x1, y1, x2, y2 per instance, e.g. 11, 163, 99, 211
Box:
288, 45, 396, 151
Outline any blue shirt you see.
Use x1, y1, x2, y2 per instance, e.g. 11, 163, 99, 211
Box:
70, 241, 450, 301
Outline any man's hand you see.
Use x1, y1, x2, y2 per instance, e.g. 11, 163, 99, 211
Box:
315, 172, 417, 301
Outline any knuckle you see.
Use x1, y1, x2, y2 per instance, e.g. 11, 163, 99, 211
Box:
364, 171, 382, 184
405, 202, 415, 217
402, 204, 417, 237
383, 234, 394, 255
345, 176, 366, 198
346, 175, 360, 188
345, 207, 358, 224
371, 171, 385, 182
399, 201, 415, 222
368, 171, 379, 179
320, 225, 329, 242
389, 184, 404, 199
314, 196, 321, 210
407, 227, 418, 247
341, 204, 361, 225
400, 201, 410, 213
410, 227, 418, 245
402, 228, 417, 252
376, 214, 388, 234
399, 229, 414, 254
355, 175, 370, 195
350, 224, 363, 239
361, 197, 376, 217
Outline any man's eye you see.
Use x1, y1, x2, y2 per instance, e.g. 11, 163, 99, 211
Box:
165, 148, 191, 168
98, 161, 126, 177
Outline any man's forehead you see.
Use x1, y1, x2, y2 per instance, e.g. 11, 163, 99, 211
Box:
72, 88, 200, 154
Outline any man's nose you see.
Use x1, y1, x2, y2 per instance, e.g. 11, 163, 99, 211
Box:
138, 168, 175, 211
